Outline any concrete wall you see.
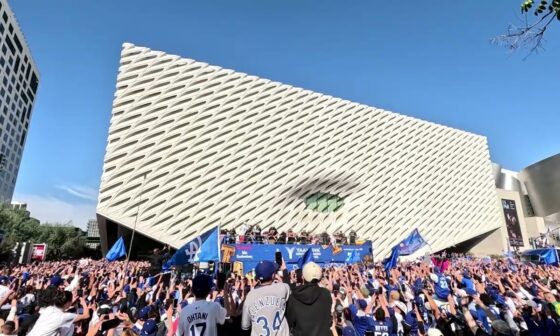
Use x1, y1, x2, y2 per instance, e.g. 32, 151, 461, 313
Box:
469, 227, 508, 256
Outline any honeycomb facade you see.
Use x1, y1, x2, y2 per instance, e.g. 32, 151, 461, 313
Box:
97, 43, 502, 257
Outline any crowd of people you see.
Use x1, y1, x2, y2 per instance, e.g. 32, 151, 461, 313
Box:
222, 225, 358, 245
0, 252, 560, 335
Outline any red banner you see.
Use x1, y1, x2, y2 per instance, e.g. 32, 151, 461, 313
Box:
31, 244, 47, 261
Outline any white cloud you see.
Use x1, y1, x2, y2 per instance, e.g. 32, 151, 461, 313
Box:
56, 185, 98, 202
12, 194, 96, 229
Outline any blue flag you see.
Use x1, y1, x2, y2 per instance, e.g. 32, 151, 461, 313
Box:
164, 227, 220, 269
345, 249, 361, 264
383, 246, 399, 274
106, 236, 126, 262
297, 248, 314, 268
397, 229, 427, 256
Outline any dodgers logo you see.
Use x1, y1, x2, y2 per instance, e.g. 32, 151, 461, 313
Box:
184, 236, 202, 262
285, 247, 296, 260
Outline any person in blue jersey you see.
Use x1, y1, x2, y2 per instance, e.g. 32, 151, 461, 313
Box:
371, 308, 392, 336
370, 291, 394, 336
430, 268, 451, 304
348, 299, 374, 336
402, 303, 428, 336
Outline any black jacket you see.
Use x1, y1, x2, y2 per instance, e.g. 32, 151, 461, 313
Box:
286, 282, 332, 336
148, 253, 169, 275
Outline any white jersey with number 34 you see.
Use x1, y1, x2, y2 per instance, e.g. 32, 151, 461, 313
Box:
241, 282, 291, 336
178, 300, 227, 336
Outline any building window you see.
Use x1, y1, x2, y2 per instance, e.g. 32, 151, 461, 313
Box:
13, 35, 22, 52
304, 192, 344, 213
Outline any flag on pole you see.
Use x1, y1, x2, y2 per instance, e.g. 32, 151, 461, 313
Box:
297, 248, 314, 268
106, 236, 126, 262
383, 246, 399, 275
397, 229, 427, 256
164, 227, 220, 269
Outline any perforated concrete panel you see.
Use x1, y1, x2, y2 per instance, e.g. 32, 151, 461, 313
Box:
97, 43, 502, 257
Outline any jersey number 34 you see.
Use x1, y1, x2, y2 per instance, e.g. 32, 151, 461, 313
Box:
256, 311, 282, 336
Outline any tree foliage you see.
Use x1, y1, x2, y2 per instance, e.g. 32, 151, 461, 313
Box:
495, 0, 560, 55
0, 205, 89, 261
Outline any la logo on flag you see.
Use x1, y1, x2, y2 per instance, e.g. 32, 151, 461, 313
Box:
164, 227, 220, 269
184, 236, 203, 262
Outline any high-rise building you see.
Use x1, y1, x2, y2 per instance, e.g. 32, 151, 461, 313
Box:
87, 219, 100, 239
97, 44, 503, 257
86, 219, 100, 249
0, 0, 39, 202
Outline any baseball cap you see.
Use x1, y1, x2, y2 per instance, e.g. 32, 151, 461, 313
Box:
192, 274, 213, 297
492, 320, 511, 335
96, 305, 111, 317
138, 306, 152, 320
255, 261, 278, 281
141, 319, 158, 336
302, 262, 322, 282
359, 286, 370, 298
50, 275, 63, 287
394, 301, 408, 314
427, 328, 444, 336
357, 299, 367, 310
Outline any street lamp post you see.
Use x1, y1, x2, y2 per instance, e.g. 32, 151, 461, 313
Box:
126, 173, 148, 265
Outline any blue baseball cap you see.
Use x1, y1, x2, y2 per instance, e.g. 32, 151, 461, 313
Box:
255, 261, 278, 281
138, 306, 152, 320
357, 299, 367, 310
141, 319, 158, 336
50, 275, 63, 287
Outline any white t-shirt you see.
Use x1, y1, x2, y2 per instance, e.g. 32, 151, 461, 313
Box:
28, 306, 77, 336
178, 300, 226, 336
20, 293, 36, 306
0, 285, 9, 299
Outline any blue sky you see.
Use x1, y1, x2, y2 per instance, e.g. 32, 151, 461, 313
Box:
9, 0, 560, 228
